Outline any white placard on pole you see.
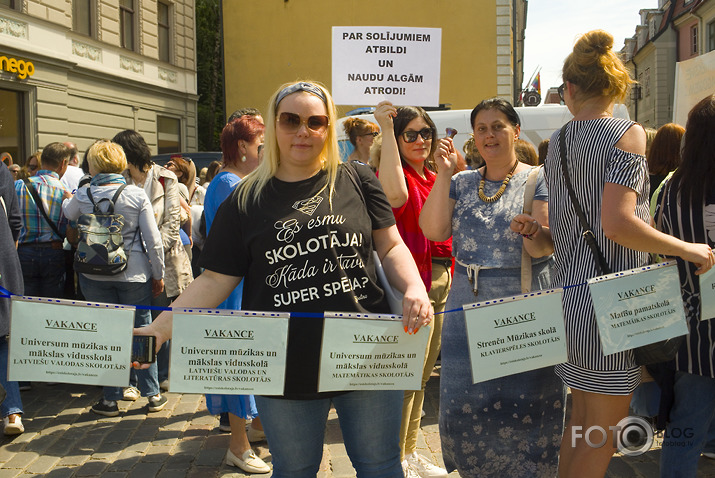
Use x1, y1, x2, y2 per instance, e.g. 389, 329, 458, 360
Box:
464, 289, 567, 384
332, 26, 442, 106
318, 312, 429, 392
9, 297, 135, 386
588, 261, 688, 355
170, 310, 289, 395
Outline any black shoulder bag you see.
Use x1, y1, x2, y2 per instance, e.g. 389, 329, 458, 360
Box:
23, 179, 63, 240
558, 125, 683, 366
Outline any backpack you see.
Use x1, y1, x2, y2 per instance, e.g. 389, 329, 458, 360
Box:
74, 184, 129, 275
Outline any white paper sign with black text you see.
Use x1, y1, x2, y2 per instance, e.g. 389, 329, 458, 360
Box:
9, 297, 134, 386
318, 312, 429, 392
588, 261, 688, 355
464, 289, 567, 384
332, 26, 442, 106
170, 310, 289, 395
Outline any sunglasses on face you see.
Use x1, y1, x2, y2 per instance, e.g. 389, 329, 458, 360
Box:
362, 131, 379, 137
401, 128, 433, 143
558, 83, 565, 102
28, 163, 38, 171
277, 112, 329, 133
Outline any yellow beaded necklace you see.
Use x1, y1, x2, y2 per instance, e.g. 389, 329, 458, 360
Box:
478, 160, 519, 203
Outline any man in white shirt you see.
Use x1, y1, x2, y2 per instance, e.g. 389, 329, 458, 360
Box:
60, 142, 85, 193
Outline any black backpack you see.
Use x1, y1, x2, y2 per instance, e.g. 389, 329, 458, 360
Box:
74, 184, 129, 275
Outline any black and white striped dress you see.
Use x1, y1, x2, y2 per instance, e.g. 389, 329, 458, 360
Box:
545, 117, 649, 395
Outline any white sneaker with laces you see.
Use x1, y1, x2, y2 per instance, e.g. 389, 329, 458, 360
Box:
122, 386, 140, 401
405, 452, 448, 478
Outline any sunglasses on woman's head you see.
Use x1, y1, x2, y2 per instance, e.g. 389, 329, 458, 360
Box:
401, 128, 433, 143
277, 112, 329, 133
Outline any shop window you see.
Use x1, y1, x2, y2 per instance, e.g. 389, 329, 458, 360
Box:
158, 2, 171, 63
120, 0, 136, 51
0, 89, 26, 165
157, 116, 181, 153
73, 0, 96, 38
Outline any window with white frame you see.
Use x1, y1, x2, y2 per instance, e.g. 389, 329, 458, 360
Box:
708, 20, 715, 52
691, 24, 698, 55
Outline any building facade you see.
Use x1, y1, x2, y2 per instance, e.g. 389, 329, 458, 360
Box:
221, 0, 527, 115
622, 0, 714, 128
0, 0, 198, 165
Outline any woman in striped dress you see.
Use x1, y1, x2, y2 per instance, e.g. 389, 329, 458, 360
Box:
655, 94, 715, 478
545, 30, 715, 477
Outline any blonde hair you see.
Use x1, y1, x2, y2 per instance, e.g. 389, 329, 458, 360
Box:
87, 140, 127, 174
236, 80, 340, 211
562, 29, 633, 103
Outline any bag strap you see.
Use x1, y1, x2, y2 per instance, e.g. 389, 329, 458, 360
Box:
520, 166, 541, 293
23, 178, 63, 240
87, 183, 127, 215
558, 126, 612, 275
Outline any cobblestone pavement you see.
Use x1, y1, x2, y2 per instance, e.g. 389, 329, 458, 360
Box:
1, 369, 714, 477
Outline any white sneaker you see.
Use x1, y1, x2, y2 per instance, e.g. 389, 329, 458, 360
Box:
122, 386, 140, 401
405, 452, 448, 478
402, 459, 421, 478
3, 414, 24, 435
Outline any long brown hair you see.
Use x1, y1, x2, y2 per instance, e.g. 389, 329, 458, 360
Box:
647, 123, 684, 176
671, 94, 715, 205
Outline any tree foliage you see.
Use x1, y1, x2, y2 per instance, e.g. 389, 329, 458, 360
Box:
196, 0, 224, 151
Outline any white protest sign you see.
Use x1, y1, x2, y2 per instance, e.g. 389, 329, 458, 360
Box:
318, 312, 429, 392
588, 261, 688, 356
170, 310, 289, 395
700, 263, 715, 321
464, 289, 567, 384
9, 297, 134, 386
332, 26, 441, 106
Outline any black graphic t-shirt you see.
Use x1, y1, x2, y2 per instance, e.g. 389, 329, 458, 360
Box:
200, 162, 396, 399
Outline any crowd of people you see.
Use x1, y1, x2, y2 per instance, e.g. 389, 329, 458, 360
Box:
1, 27, 714, 478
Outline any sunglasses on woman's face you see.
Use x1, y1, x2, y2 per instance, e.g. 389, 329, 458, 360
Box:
28, 163, 38, 171
277, 112, 329, 134
558, 83, 565, 102
362, 132, 379, 137
401, 128, 433, 143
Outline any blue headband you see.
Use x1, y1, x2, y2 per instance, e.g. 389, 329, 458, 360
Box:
275, 82, 327, 109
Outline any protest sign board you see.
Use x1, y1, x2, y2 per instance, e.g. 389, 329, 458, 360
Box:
318, 312, 428, 392
589, 261, 688, 355
9, 297, 134, 386
464, 289, 567, 384
332, 26, 441, 106
170, 310, 289, 395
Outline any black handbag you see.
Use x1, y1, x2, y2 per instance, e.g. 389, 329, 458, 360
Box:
558, 126, 684, 366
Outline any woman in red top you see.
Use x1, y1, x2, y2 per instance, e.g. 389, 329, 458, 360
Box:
375, 101, 452, 477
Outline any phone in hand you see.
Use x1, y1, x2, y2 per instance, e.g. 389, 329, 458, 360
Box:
131, 335, 157, 364
446, 127, 458, 139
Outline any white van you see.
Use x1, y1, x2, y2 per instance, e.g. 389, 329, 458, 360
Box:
337, 104, 630, 160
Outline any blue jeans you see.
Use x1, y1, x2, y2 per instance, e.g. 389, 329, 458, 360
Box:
660, 371, 715, 477
255, 390, 403, 478
18, 245, 65, 298
0, 336, 22, 417
78, 276, 159, 400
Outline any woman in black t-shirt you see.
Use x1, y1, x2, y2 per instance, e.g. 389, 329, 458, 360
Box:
138, 81, 431, 477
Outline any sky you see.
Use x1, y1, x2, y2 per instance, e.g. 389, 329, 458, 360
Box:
522, 0, 660, 103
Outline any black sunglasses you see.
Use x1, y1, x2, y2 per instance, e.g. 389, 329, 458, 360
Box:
362, 132, 379, 137
558, 83, 565, 102
277, 112, 329, 133
401, 128, 433, 143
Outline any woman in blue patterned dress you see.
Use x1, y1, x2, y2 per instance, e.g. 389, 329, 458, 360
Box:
420, 98, 564, 477
545, 30, 714, 477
